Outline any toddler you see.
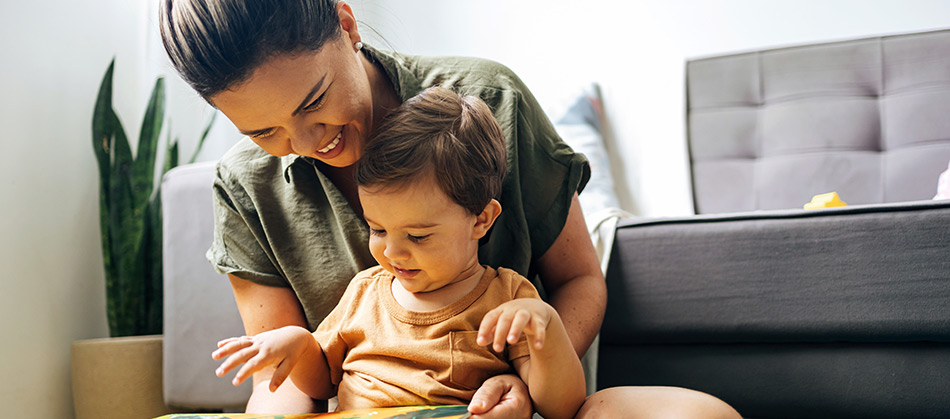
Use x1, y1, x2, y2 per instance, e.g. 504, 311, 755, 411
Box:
213, 86, 586, 419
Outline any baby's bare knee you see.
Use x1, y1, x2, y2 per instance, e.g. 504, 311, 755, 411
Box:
575, 386, 741, 419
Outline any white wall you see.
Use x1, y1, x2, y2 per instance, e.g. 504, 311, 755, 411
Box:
355, 0, 950, 216
1, 0, 948, 416
0, 1, 228, 417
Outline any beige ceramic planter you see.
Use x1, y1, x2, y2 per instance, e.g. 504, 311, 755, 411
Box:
71, 335, 181, 419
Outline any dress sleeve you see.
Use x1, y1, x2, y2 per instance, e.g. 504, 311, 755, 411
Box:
480, 65, 591, 275
512, 81, 591, 259
205, 157, 288, 287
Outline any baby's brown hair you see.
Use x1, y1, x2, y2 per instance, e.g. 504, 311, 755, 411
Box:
355, 86, 507, 215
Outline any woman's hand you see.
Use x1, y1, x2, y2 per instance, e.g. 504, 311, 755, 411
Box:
213, 325, 316, 391
477, 298, 556, 353
467, 374, 533, 419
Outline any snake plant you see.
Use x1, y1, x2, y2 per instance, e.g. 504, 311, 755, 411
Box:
92, 59, 213, 337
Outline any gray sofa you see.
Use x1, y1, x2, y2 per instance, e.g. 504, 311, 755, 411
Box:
597, 29, 950, 418
162, 29, 950, 417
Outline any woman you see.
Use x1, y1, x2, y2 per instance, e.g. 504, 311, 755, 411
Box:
159, 1, 741, 418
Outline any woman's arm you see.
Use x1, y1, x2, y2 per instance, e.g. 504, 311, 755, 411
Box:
535, 194, 607, 356
228, 274, 326, 413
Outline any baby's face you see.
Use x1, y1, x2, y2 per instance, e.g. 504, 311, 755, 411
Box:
359, 176, 483, 294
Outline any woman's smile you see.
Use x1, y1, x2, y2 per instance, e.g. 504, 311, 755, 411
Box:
317, 130, 344, 155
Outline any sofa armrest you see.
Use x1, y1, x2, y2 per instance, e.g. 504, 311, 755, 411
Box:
162, 161, 251, 409
599, 200, 950, 418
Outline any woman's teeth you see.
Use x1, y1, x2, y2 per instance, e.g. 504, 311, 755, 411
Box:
318, 132, 342, 154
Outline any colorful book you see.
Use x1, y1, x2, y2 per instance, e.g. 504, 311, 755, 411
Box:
154, 405, 471, 419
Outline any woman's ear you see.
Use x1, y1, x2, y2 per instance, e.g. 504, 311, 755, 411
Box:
337, 2, 362, 49
472, 199, 502, 240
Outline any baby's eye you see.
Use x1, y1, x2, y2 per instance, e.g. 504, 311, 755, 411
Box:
370, 228, 386, 237
408, 234, 430, 243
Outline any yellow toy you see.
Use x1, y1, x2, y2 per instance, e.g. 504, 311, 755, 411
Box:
803, 192, 847, 210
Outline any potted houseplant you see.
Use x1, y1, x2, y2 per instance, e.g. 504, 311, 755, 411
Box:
71, 59, 213, 419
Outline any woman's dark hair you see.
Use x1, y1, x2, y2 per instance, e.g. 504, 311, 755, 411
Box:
159, 0, 340, 99
355, 86, 508, 216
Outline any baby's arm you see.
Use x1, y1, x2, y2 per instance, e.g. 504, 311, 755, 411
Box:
212, 325, 335, 400
477, 299, 586, 419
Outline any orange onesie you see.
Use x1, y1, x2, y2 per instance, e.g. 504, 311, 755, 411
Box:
315, 265, 538, 410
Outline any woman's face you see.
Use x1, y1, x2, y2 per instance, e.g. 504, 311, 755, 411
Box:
210, 35, 375, 167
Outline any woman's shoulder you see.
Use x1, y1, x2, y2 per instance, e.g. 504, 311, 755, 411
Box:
378, 47, 528, 100
217, 137, 277, 170
423, 54, 518, 82
213, 137, 289, 185
425, 55, 523, 96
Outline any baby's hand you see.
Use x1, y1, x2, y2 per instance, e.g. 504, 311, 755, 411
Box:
477, 298, 556, 353
211, 325, 314, 391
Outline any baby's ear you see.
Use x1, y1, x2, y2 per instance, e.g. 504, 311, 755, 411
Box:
472, 199, 502, 240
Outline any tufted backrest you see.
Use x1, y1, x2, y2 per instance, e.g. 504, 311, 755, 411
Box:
686, 29, 950, 214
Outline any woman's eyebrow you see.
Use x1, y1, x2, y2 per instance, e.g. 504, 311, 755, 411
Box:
291, 74, 328, 117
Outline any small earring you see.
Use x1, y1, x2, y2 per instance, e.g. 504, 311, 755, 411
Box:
354, 41, 363, 51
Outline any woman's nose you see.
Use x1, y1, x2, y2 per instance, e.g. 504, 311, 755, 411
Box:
289, 122, 327, 155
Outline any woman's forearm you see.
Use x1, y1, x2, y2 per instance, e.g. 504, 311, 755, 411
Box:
535, 195, 607, 356
547, 272, 606, 356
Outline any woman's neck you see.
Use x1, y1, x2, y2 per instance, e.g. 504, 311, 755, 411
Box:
319, 50, 399, 217
360, 50, 401, 131
320, 164, 362, 217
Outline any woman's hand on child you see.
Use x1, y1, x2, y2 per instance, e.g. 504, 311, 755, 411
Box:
477, 298, 556, 353
212, 325, 316, 391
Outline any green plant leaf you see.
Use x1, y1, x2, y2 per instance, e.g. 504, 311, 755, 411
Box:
92, 59, 116, 321
107, 110, 149, 337
188, 111, 216, 164
133, 77, 165, 207
92, 59, 114, 181
93, 60, 208, 337
166, 138, 180, 174
145, 192, 164, 334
